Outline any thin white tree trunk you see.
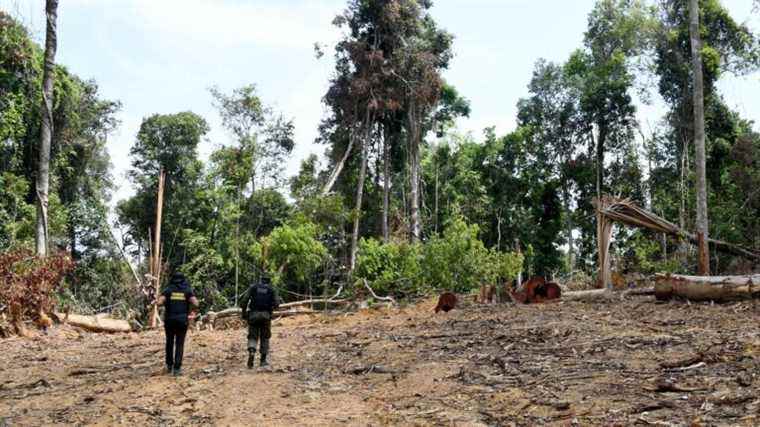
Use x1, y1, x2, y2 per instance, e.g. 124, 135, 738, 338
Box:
35, 0, 59, 258
235, 184, 240, 305
382, 125, 391, 242
689, 0, 710, 275
407, 104, 421, 243
434, 162, 439, 234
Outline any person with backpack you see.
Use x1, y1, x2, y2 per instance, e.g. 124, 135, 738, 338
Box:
154, 271, 199, 376
240, 275, 280, 369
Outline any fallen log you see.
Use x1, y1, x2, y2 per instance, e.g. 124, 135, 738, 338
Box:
654, 273, 760, 302
53, 312, 132, 333
560, 287, 654, 302
274, 309, 318, 318
198, 307, 321, 329
280, 298, 349, 309
561, 289, 612, 302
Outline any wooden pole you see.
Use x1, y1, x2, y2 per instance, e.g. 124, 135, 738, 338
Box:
149, 169, 166, 328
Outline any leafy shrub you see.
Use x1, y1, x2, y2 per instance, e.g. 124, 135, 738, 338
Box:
353, 238, 423, 298
354, 218, 524, 297
421, 217, 495, 293
257, 220, 329, 300
488, 248, 524, 284
0, 173, 35, 249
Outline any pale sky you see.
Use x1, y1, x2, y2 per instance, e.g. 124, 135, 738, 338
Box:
2, 0, 759, 211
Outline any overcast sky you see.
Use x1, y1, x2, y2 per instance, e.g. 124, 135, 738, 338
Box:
2, 0, 759, 209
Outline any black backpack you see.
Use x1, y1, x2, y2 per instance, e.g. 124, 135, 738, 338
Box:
248, 283, 275, 312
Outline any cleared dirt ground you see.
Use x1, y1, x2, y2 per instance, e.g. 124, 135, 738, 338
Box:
1, 296, 759, 426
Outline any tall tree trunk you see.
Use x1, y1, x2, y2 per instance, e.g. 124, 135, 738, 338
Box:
407, 104, 421, 243
434, 161, 439, 234
563, 186, 575, 269
515, 239, 522, 288
496, 211, 502, 250
35, 0, 59, 258
235, 184, 241, 305
595, 124, 607, 200
350, 114, 372, 272
69, 222, 78, 261
382, 124, 391, 242
689, 0, 710, 275
250, 148, 256, 194
678, 134, 689, 263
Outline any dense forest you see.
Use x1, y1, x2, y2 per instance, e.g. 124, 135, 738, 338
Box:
1, 0, 759, 322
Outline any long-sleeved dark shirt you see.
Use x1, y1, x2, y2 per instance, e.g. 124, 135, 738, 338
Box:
240, 283, 281, 315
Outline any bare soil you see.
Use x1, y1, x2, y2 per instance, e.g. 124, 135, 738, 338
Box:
1, 296, 759, 426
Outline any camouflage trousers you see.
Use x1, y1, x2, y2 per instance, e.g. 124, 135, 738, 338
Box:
247, 315, 271, 354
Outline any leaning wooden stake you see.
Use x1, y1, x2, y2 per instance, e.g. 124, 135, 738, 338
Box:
148, 170, 166, 329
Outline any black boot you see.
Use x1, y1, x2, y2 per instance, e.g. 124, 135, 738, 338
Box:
260, 352, 269, 368
247, 351, 255, 369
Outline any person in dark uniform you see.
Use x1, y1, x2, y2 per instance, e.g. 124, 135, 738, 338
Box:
155, 272, 199, 376
240, 275, 280, 369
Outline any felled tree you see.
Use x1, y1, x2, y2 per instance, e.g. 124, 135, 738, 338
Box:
0, 249, 74, 336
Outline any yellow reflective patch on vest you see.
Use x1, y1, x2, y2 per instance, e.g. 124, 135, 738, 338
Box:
170, 292, 186, 301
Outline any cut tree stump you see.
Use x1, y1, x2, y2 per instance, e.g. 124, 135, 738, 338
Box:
654, 273, 760, 302
53, 312, 132, 333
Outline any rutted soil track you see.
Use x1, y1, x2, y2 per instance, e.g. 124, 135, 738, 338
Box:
1, 297, 759, 425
